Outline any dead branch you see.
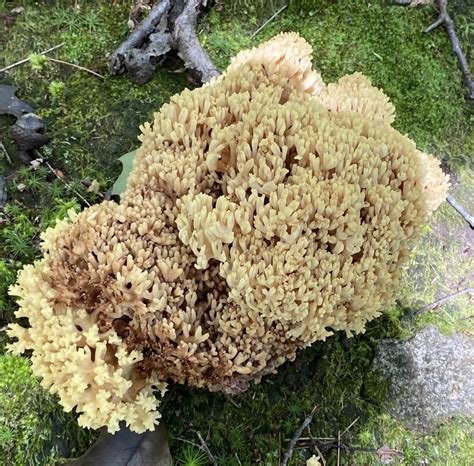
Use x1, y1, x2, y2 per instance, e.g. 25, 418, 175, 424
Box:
426, 1, 474, 98
306, 426, 326, 466
415, 287, 474, 314
43, 159, 91, 207
172, 0, 219, 83
282, 405, 318, 466
108, 0, 172, 76
0, 141, 12, 165
446, 194, 474, 228
47, 57, 105, 79
108, 0, 219, 84
194, 430, 218, 466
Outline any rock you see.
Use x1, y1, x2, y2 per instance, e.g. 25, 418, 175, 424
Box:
374, 326, 474, 431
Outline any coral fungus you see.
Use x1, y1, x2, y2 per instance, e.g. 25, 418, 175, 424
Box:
7, 33, 449, 433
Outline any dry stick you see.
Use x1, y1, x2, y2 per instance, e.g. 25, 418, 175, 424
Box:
0, 43, 64, 73
282, 404, 318, 466
446, 194, 474, 228
306, 426, 326, 466
47, 57, 105, 79
339, 417, 359, 438
250, 3, 288, 39
235, 453, 243, 466
337, 431, 341, 466
425, 0, 474, 99
0, 141, 12, 165
194, 430, 218, 466
415, 287, 474, 314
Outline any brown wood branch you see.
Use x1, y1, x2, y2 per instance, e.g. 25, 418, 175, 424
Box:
425, 0, 474, 99
306, 425, 326, 465
393, 1, 473, 98
193, 430, 218, 466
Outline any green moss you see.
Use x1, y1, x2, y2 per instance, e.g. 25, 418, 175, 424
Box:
0, 354, 96, 465
352, 414, 474, 466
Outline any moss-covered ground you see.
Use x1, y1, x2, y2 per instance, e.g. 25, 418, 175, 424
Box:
0, 1, 472, 464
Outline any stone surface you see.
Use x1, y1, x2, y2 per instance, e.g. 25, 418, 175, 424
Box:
374, 326, 474, 431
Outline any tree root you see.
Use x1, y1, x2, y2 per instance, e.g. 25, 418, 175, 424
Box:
108, 0, 219, 84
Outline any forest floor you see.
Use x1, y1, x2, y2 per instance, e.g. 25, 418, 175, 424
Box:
0, 1, 473, 465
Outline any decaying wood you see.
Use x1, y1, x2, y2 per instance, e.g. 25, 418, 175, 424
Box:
108, 0, 219, 84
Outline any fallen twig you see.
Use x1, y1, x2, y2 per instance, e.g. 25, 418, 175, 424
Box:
340, 417, 359, 438
337, 431, 341, 466
251, 4, 288, 39
193, 430, 218, 466
0, 141, 12, 165
47, 57, 105, 79
415, 288, 474, 314
176, 434, 216, 465
172, 0, 220, 83
393, 1, 473, 98
0, 43, 64, 73
282, 404, 318, 466
426, 1, 474, 99
306, 426, 326, 466
446, 194, 474, 228
427, 1, 474, 97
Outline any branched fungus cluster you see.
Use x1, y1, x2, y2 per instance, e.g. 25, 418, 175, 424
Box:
7, 33, 449, 433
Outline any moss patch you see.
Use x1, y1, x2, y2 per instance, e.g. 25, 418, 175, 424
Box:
0, 354, 96, 465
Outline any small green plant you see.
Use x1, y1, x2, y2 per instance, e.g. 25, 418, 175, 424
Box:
48, 80, 66, 98
18, 166, 47, 192
28, 53, 48, 71
0, 203, 37, 261
176, 445, 208, 466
